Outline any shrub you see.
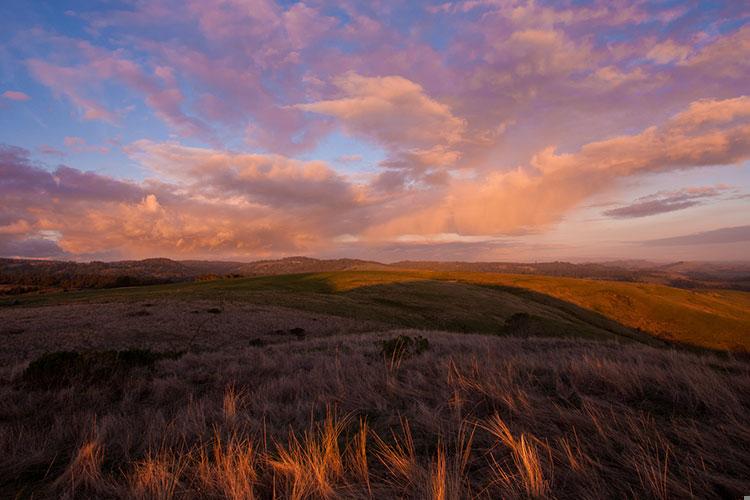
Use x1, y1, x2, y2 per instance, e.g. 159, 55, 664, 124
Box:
21, 349, 183, 390
379, 335, 429, 359
502, 312, 554, 337
290, 327, 306, 339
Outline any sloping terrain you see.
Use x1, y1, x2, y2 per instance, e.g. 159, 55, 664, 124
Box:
4, 270, 748, 351
4, 256, 750, 292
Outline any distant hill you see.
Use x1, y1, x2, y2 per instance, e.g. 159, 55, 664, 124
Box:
0, 257, 196, 289
391, 260, 642, 280
1, 256, 749, 291
232, 256, 391, 276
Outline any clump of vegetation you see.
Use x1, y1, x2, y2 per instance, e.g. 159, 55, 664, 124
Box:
501, 312, 557, 337
290, 327, 306, 338
20, 349, 183, 390
379, 334, 429, 359
126, 309, 151, 317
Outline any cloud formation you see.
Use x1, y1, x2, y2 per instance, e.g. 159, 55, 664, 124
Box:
367, 96, 750, 238
295, 72, 467, 181
642, 226, 750, 247
604, 186, 735, 219
2, 1, 750, 260
2, 90, 30, 101
2, 94, 748, 259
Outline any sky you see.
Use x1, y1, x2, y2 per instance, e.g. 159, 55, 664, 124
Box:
1, 0, 749, 263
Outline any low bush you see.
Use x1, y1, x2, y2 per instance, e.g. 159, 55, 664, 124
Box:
20, 349, 183, 390
379, 335, 429, 359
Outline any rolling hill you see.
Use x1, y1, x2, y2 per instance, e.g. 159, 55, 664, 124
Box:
4, 269, 748, 351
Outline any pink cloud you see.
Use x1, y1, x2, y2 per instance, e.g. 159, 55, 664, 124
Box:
296, 72, 465, 151
63, 136, 110, 154
2, 95, 749, 259
366, 96, 750, 238
2, 90, 30, 101
1, 143, 356, 258
5, 1, 750, 260
295, 72, 466, 182
28, 45, 211, 137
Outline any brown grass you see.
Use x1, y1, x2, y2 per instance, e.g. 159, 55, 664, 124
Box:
1, 331, 749, 498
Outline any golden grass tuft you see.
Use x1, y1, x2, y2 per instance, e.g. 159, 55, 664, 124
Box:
483, 414, 550, 498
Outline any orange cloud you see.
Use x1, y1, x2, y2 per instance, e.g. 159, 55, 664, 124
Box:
366, 96, 750, 238
2, 96, 749, 259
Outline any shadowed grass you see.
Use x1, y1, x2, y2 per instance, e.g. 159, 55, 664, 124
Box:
2, 332, 749, 498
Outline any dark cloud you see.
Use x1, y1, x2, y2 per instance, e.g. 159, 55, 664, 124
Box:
0, 144, 142, 202
604, 186, 734, 219
0, 236, 66, 258
642, 226, 750, 246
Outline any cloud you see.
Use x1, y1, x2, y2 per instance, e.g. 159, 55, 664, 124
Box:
0, 142, 372, 259
2, 90, 30, 101
646, 40, 691, 64
295, 72, 466, 173
604, 185, 734, 219
5, 2, 750, 260
38, 145, 66, 157
367, 96, 750, 238
64, 136, 110, 154
127, 140, 366, 210
0, 235, 65, 258
336, 154, 362, 164
531, 96, 750, 177
27, 46, 211, 137
4, 94, 750, 259
642, 226, 750, 246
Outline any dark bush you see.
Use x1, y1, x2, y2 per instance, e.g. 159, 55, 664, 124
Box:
290, 327, 306, 338
379, 335, 429, 359
126, 309, 151, 317
21, 349, 183, 390
502, 312, 553, 337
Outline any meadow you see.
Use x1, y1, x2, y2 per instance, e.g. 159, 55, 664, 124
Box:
4, 270, 748, 350
1, 271, 749, 498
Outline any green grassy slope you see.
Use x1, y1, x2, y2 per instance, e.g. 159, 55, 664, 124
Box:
4, 270, 748, 350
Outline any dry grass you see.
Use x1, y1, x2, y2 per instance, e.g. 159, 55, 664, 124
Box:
1, 331, 749, 498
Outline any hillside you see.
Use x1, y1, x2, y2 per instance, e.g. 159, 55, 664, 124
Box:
4, 270, 748, 351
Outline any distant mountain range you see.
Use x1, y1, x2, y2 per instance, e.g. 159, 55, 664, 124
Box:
1, 256, 749, 291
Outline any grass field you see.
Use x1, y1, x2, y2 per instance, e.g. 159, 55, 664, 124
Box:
5, 270, 748, 351
2, 271, 750, 497
2, 332, 749, 498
